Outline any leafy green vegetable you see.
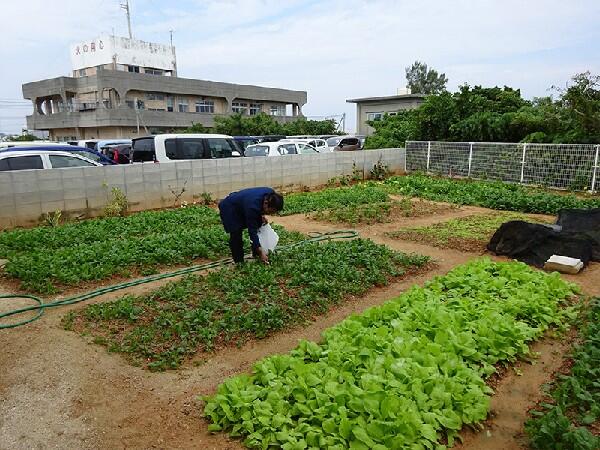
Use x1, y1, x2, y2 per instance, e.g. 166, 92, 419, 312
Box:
282, 185, 389, 216
382, 174, 600, 214
0, 206, 302, 293
525, 298, 600, 450
386, 212, 548, 251
69, 239, 428, 371
204, 259, 579, 449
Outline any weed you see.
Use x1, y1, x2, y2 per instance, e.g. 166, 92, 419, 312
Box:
103, 187, 128, 217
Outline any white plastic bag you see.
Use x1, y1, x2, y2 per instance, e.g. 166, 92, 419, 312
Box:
257, 224, 279, 253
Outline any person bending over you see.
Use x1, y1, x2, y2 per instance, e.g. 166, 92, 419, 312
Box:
218, 187, 284, 264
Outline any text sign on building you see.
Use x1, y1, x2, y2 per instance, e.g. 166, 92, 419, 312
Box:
70, 35, 175, 71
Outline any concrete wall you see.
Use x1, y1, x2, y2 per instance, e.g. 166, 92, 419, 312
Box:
0, 149, 405, 229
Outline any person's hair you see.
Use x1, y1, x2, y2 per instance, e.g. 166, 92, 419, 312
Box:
265, 192, 284, 211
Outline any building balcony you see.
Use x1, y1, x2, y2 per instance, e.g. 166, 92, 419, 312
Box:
25, 108, 300, 131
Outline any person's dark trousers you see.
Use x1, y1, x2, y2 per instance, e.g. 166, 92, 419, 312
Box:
229, 230, 245, 263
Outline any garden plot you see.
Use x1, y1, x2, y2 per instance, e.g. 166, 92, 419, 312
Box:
384, 174, 600, 214
203, 258, 580, 449
0, 205, 302, 293
66, 239, 429, 371
386, 212, 551, 253
526, 298, 600, 449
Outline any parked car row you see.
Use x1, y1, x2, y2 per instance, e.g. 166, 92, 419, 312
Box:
0, 133, 365, 171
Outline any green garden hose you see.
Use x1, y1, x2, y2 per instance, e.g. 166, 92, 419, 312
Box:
0, 230, 358, 330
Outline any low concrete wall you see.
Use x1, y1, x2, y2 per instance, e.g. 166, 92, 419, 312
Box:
0, 148, 405, 229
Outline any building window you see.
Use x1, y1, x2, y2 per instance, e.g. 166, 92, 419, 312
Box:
145, 68, 163, 75
126, 100, 135, 109
136, 100, 145, 110
195, 100, 215, 113
232, 102, 248, 114
147, 108, 166, 111
79, 68, 86, 77
249, 103, 262, 115
178, 99, 189, 112
269, 105, 285, 116
367, 112, 384, 121
128, 65, 140, 73
167, 96, 174, 112
147, 92, 165, 100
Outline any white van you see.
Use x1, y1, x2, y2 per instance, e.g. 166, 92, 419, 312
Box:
131, 134, 241, 163
0, 149, 102, 171
0, 141, 67, 149
279, 138, 330, 153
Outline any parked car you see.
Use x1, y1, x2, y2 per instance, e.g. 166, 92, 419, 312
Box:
0, 148, 102, 171
0, 141, 68, 150
279, 138, 330, 153
245, 141, 319, 157
95, 139, 132, 154
326, 136, 362, 152
0, 145, 113, 166
131, 134, 241, 163
67, 139, 101, 150
233, 136, 261, 152
104, 144, 132, 164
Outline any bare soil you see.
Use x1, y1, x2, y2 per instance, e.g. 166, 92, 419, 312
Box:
1, 202, 598, 450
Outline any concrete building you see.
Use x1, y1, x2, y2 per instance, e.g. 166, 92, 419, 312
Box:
22, 35, 307, 141
346, 92, 425, 136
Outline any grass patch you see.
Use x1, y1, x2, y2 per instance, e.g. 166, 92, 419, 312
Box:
386, 212, 548, 252
67, 239, 429, 371
383, 173, 600, 214
0, 206, 302, 293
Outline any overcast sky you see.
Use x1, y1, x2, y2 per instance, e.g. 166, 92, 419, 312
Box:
1, 0, 599, 134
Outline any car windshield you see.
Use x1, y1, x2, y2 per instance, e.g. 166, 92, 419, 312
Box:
245, 145, 269, 157
327, 137, 341, 146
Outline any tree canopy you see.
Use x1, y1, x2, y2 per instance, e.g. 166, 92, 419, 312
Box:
365, 71, 600, 148
405, 61, 448, 95
181, 113, 339, 136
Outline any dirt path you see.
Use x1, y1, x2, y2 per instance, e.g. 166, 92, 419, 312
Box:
1, 206, 597, 450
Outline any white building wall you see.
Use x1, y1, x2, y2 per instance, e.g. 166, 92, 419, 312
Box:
70, 35, 176, 72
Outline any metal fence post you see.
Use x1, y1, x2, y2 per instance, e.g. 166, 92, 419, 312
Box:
519, 143, 527, 184
467, 142, 474, 177
592, 144, 600, 193
426, 141, 431, 173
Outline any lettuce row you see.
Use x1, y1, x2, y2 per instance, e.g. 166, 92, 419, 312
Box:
204, 259, 579, 450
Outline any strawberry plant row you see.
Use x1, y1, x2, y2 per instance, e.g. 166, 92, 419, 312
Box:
281, 185, 389, 216
382, 174, 600, 214
204, 259, 579, 450
0, 205, 302, 293
65, 239, 429, 371
525, 298, 600, 450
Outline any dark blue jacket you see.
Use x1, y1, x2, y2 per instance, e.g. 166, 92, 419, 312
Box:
218, 187, 274, 250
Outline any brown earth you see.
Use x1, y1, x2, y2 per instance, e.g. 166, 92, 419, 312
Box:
1, 203, 599, 450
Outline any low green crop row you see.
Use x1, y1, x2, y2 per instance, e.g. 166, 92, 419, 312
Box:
382, 173, 600, 214
282, 185, 389, 216
204, 259, 579, 450
66, 239, 429, 371
0, 205, 302, 293
526, 298, 600, 450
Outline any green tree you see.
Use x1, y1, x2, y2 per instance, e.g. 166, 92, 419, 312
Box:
8, 133, 38, 141
181, 122, 210, 134
405, 61, 448, 95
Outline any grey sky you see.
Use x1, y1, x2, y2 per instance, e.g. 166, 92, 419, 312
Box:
1, 0, 599, 133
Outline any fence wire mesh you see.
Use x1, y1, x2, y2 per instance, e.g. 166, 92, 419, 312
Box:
406, 141, 600, 192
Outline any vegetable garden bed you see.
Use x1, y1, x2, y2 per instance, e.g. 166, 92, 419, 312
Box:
526, 298, 600, 449
383, 174, 600, 214
310, 198, 457, 225
203, 258, 579, 449
281, 185, 390, 216
65, 239, 429, 371
386, 212, 549, 252
0, 205, 302, 293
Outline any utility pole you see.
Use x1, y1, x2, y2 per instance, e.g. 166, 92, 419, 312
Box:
120, 0, 133, 39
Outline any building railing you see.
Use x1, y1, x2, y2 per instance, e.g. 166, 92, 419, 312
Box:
406, 141, 600, 193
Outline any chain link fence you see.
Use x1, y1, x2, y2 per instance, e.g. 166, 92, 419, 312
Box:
406, 141, 600, 193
